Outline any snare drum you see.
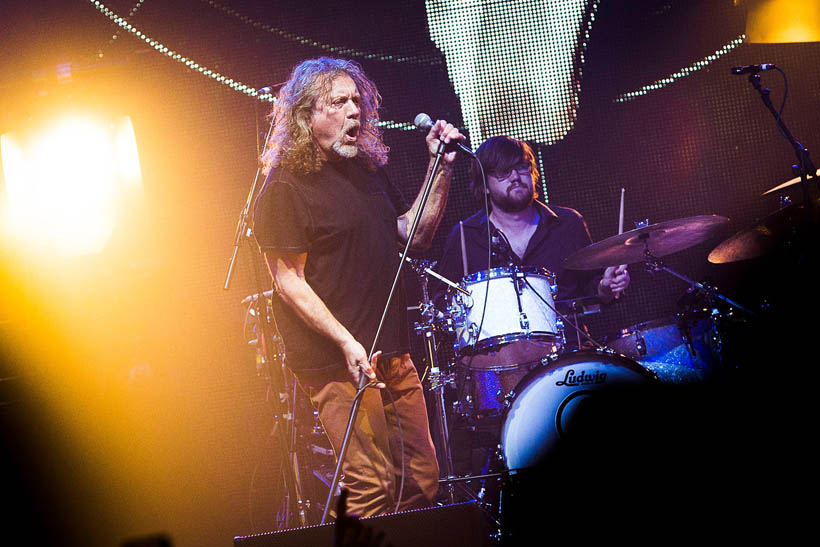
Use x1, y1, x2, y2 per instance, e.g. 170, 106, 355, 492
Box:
449, 266, 563, 369
501, 350, 655, 471
606, 315, 720, 384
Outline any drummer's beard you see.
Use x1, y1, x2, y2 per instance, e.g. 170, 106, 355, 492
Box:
490, 183, 535, 213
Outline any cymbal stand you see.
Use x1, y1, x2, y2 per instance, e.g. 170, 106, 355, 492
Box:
407, 257, 457, 504
640, 246, 755, 317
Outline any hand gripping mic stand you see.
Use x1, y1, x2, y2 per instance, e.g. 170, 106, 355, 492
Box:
319, 139, 451, 524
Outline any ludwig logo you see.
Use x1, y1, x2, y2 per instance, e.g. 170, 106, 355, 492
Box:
556, 368, 607, 387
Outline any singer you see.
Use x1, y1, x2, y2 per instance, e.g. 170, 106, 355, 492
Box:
252, 57, 464, 517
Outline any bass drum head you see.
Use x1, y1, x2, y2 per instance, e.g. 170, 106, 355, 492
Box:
501, 350, 655, 472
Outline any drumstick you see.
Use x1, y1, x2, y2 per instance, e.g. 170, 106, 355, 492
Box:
615, 188, 625, 299
459, 220, 468, 278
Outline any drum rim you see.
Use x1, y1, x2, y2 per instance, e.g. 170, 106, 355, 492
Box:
461, 266, 555, 285
458, 332, 563, 359
609, 314, 712, 342
498, 349, 656, 469
500, 349, 656, 422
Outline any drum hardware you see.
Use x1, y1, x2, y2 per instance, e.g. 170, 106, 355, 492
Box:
519, 276, 608, 351
607, 311, 722, 384
242, 290, 317, 528
642, 252, 755, 316
483, 223, 596, 350
555, 295, 601, 318
563, 214, 755, 317
405, 255, 464, 504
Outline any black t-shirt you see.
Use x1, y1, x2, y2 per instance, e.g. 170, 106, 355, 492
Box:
253, 159, 410, 373
436, 201, 601, 302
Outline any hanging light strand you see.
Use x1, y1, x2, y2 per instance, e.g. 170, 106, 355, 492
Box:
616, 35, 747, 102
201, 0, 443, 67
89, 1, 277, 102
88, 1, 431, 131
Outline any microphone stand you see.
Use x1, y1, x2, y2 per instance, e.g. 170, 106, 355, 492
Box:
746, 70, 817, 205
224, 106, 307, 527
319, 139, 451, 524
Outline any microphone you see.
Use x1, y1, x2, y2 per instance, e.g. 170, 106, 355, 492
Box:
491, 227, 518, 266
731, 64, 776, 75
414, 113, 475, 156
258, 82, 286, 94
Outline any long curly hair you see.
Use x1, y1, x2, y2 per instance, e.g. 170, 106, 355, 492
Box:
260, 58, 389, 176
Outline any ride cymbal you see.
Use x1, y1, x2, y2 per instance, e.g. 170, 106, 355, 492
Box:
564, 215, 729, 270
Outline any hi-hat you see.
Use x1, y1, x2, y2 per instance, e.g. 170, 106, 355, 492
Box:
564, 215, 729, 270
761, 169, 820, 196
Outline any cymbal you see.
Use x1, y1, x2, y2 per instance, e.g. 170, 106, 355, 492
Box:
761, 169, 820, 196
564, 215, 729, 270
708, 200, 820, 263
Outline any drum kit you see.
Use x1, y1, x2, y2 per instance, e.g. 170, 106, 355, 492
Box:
411, 212, 774, 507
240, 182, 817, 529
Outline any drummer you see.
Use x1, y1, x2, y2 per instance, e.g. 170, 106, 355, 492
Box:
435, 136, 630, 340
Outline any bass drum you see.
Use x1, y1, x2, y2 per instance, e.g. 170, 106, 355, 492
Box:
501, 350, 656, 472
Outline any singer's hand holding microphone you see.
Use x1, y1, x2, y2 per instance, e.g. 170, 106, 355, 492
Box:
414, 113, 473, 163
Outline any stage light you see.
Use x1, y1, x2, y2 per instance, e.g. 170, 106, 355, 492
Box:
1, 113, 142, 257
745, 0, 820, 43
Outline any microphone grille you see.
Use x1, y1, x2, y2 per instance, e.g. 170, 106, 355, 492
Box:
414, 112, 433, 130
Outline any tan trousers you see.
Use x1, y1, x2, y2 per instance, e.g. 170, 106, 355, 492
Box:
296, 353, 439, 517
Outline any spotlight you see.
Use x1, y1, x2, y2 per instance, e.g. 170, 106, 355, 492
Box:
1, 112, 142, 257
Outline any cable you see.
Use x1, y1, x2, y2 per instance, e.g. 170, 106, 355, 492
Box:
462, 158, 492, 368
380, 384, 406, 514
771, 65, 789, 140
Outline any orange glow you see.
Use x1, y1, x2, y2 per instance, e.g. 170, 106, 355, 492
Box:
1, 113, 143, 257
746, 0, 820, 43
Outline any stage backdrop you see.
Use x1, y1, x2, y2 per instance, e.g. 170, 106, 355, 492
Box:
1, 1, 817, 545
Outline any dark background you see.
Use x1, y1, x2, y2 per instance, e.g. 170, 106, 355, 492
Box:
1, 1, 817, 545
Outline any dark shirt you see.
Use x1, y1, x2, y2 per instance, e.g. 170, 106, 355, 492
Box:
436, 201, 601, 303
252, 159, 410, 373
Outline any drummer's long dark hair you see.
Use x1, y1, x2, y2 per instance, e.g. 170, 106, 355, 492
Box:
469, 136, 540, 202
